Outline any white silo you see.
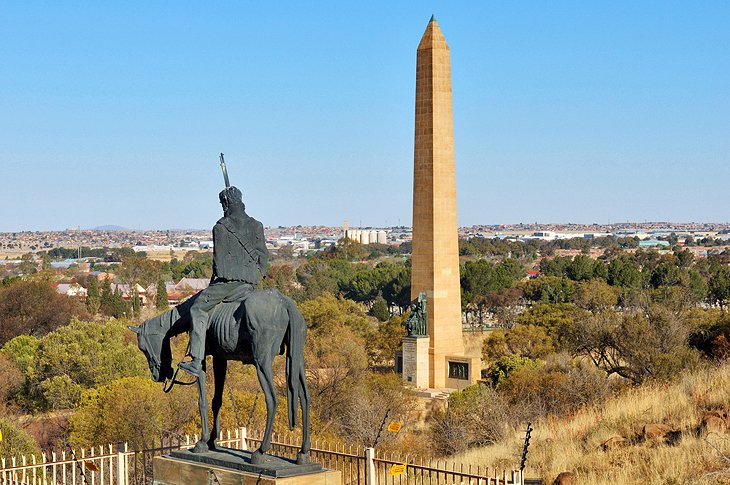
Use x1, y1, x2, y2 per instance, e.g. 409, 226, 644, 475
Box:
350, 230, 360, 242
360, 231, 369, 245
377, 230, 387, 244
369, 231, 378, 244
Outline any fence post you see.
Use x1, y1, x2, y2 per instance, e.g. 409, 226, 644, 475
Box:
116, 442, 125, 485
364, 448, 375, 485
239, 427, 247, 451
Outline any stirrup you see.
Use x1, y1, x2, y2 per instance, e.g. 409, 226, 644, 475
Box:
178, 360, 202, 378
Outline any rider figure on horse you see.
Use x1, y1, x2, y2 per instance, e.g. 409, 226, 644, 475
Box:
178, 185, 268, 378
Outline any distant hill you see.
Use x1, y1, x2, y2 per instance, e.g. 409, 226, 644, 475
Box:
93, 225, 127, 231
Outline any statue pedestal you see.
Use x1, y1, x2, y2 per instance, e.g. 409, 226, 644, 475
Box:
402, 335, 430, 388
153, 448, 341, 485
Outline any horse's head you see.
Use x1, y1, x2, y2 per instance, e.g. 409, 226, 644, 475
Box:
129, 321, 174, 383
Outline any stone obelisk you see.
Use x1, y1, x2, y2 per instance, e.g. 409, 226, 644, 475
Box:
411, 16, 465, 389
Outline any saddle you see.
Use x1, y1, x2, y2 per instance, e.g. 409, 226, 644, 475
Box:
209, 287, 255, 353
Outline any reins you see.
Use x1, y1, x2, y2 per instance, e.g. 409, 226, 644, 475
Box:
163, 341, 197, 393
163, 364, 198, 392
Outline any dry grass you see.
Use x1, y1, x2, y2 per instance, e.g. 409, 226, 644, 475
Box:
452, 363, 730, 484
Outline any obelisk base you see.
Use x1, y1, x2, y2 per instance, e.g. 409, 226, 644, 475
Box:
401, 335, 430, 388
153, 448, 341, 485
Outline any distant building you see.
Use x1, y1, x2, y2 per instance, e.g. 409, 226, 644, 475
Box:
174, 278, 209, 292
638, 240, 671, 248
110, 283, 148, 306
54, 283, 88, 298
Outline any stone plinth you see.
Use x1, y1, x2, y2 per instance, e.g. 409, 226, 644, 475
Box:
402, 336, 430, 388
153, 448, 340, 485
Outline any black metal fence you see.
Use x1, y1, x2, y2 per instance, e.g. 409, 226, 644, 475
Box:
1, 428, 521, 485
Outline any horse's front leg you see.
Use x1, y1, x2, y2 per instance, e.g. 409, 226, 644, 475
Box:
191, 360, 209, 453
208, 356, 227, 451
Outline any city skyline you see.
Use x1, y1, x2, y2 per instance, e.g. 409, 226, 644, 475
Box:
2, 2, 728, 232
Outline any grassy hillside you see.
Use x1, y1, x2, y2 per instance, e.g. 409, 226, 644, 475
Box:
453, 363, 730, 484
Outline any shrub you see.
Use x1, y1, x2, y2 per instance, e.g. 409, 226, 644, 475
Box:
498, 356, 612, 419
69, 376, 197, 447
571, 308, 701, 384
486, 355, 541, 387
431, 385, 510, 456
0, 418, 40, 459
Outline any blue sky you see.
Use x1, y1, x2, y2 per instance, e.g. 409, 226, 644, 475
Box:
1, 2, 728, 231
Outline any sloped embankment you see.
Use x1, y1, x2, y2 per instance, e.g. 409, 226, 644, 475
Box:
452, 363, 730, 484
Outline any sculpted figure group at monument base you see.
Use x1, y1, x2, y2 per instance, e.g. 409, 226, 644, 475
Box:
404, 291, 428, 337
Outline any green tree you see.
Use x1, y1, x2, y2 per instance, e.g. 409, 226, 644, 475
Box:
519, 276, 576, 304
345, 263, 404, 304
573, 279, 620, 312
117, 255, 162, 287
539, 256, 571, 277
708, 265, 730, 309
295, 258, 355, 301
99, 280, 129, 318
30, 319, 148, 410
649, 260, 682, 288
156, 279, 169, 309
461, 259, 523, 324
371, 313, 406, 366
18, 253, 38, 275
687, 269, 709, 303
566, 255, 595, 281
369, 293, 390, 321
261, 264, 297, 296
516, 303, 588, 347
607, 258, 643, 288
299, 294, 372, 340
85, 277, 101, 314
482, 324, 554, 362
382, 266, 411, 313
675, 249, 694, 268
130, 287, 141, 316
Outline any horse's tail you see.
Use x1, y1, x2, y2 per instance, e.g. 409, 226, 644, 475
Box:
284, 296, 309, 430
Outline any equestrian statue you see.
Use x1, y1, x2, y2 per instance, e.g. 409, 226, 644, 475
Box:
129, 154, 311, 465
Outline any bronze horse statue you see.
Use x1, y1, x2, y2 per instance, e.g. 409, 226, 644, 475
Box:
129, 288, 311, 465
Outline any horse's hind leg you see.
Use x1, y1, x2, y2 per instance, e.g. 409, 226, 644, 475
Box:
208, 356, 227, 451
250, 355, 277, 465
297, 382, 311, 465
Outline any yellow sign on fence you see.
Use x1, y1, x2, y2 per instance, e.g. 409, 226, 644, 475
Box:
387, 421, 402, 433
0, 429, 3, 442
390, 463, 407, 476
